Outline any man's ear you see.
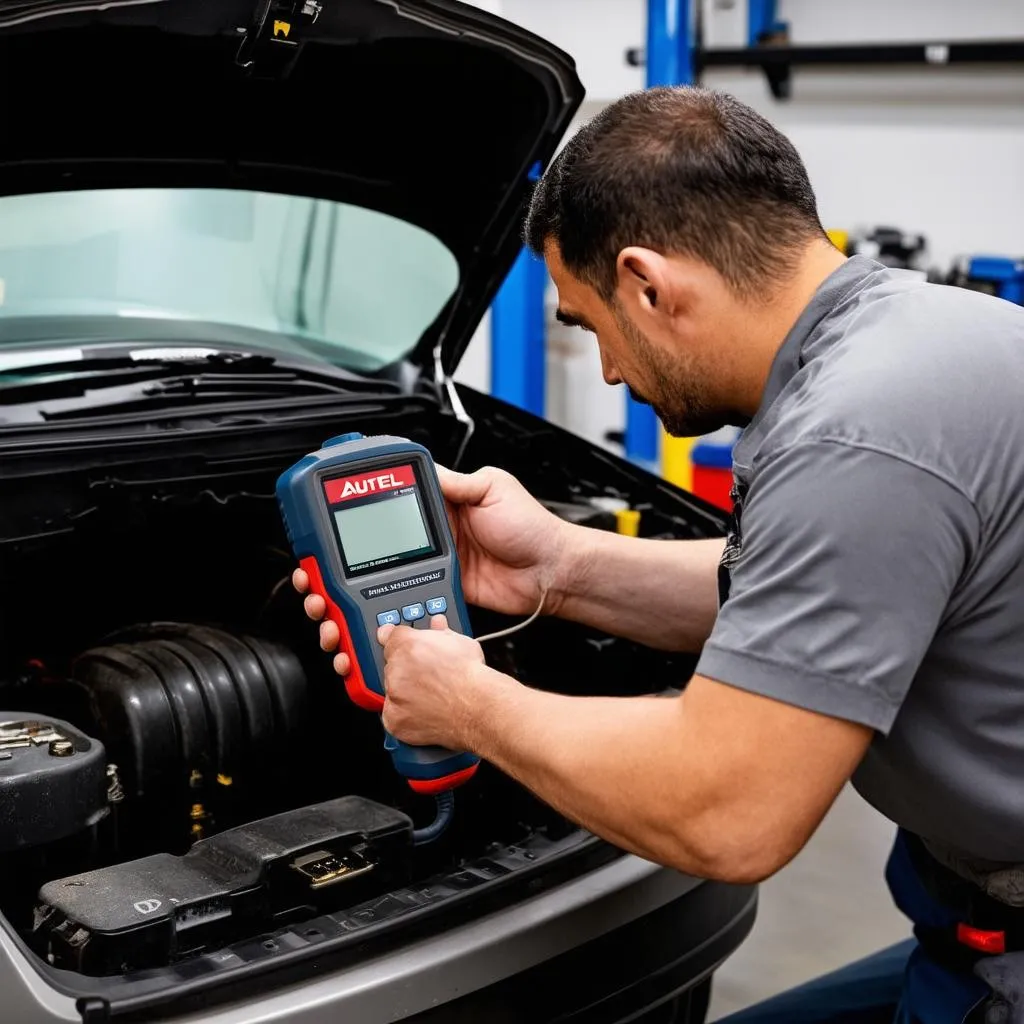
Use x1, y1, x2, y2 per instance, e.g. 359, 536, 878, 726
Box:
615, 247, 674, 321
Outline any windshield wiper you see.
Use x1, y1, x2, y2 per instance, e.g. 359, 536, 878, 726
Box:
0, 349, 399, 410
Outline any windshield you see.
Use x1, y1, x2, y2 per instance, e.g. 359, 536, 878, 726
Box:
0, 188, 460, 372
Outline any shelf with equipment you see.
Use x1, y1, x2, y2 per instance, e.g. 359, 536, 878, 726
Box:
626, 2, 1024, 100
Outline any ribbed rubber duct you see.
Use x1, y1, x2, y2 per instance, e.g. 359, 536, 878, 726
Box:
71, 624, 309, 843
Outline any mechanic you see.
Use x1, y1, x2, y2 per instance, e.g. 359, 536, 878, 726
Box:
294, 86, 1024, 1023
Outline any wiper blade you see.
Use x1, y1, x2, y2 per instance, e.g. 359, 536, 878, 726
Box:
0, 349, 396, 409
34, 380, 383, 423
145, 371, 352, 398
2, 348, 279, 382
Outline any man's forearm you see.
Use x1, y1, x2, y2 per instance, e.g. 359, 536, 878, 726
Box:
464, 662, 732, 878
555, 530, 724, 651
456, 661, 869, 886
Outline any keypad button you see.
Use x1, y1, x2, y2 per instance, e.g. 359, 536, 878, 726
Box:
377, 610, 401, 627
402, 603, 425, 622
426, 596, 448, 615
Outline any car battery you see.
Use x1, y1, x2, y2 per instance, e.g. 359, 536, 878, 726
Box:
32, 795, 412, 974
0, 715, 110, 852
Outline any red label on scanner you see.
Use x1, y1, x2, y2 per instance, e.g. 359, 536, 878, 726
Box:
324, 463, 416, 504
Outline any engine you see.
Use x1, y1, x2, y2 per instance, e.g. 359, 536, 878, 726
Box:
15, 624, 311, 851
0, 400, 717, 981
0, 622, 422, 975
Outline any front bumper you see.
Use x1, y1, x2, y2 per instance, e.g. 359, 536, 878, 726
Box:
0, 855, 755, 1023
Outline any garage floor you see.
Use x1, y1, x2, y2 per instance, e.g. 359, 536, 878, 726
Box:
707, 785, 912, 1020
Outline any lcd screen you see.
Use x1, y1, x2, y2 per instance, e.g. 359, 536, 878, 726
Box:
332, 491, 435, 575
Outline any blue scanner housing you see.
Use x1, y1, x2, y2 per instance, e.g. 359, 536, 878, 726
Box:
275, 432, 480, 793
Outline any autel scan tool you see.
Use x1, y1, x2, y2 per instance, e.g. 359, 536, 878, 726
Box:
276, 433, 480, 809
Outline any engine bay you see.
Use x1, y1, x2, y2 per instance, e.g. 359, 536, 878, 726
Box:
0, 391, 722, 1002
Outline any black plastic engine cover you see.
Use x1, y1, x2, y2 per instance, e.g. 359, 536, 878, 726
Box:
69, 624, 310, 847
34, 795, 412, 975
0, 714, 109, 852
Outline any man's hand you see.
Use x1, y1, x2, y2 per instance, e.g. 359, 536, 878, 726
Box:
433, 465, 578, 617
292, 464, 585, 677
377, 616, 490, 750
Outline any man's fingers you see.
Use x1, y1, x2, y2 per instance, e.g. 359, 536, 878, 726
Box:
292, 568, 310, 594
377, 617, 451, 653
304, 593, 326, 622
333, 652, 351, 676
435, 465, 494, 507
319, 619, 340, 652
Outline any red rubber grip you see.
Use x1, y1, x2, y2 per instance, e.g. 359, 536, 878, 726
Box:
300, 556, 384, 713
407, 763, 479, 795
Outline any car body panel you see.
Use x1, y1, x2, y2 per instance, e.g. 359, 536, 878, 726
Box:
0, 855, 752, 1023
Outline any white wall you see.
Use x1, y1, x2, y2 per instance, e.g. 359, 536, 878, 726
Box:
502, 0, 647, 105
703, 0, 1024, 268
456, 0, 1024, 451
453, 0, 646, 401
454, 0, 646, 428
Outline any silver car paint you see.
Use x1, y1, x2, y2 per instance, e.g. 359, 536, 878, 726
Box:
0, 855, 712, 1023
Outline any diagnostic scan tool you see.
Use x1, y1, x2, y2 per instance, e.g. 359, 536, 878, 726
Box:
276, 432, 480, 794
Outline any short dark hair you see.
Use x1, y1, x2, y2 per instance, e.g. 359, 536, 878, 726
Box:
525, 86, 826, 299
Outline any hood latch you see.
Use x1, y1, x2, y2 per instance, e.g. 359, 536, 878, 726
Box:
235, 0, 323, 78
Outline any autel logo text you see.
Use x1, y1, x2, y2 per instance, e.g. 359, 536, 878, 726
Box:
325, 464, 416, 504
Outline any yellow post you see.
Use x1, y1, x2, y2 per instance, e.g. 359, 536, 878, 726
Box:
662, 431, 693, 491
614, 508, 641, 537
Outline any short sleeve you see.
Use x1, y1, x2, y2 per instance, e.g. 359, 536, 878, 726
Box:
695, 440, 978, 733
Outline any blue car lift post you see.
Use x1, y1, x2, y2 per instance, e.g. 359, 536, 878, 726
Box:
631, 1, 787, 487
490, 166, 548, 417
622, 0, 695, 475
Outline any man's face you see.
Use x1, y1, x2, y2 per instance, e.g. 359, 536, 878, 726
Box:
545, 242, 737, 438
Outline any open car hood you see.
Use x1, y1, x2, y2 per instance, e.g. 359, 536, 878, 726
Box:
0, 0, 583, 377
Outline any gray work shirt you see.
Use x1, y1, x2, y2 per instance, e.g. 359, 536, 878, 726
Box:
695, 254, 1024, 864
